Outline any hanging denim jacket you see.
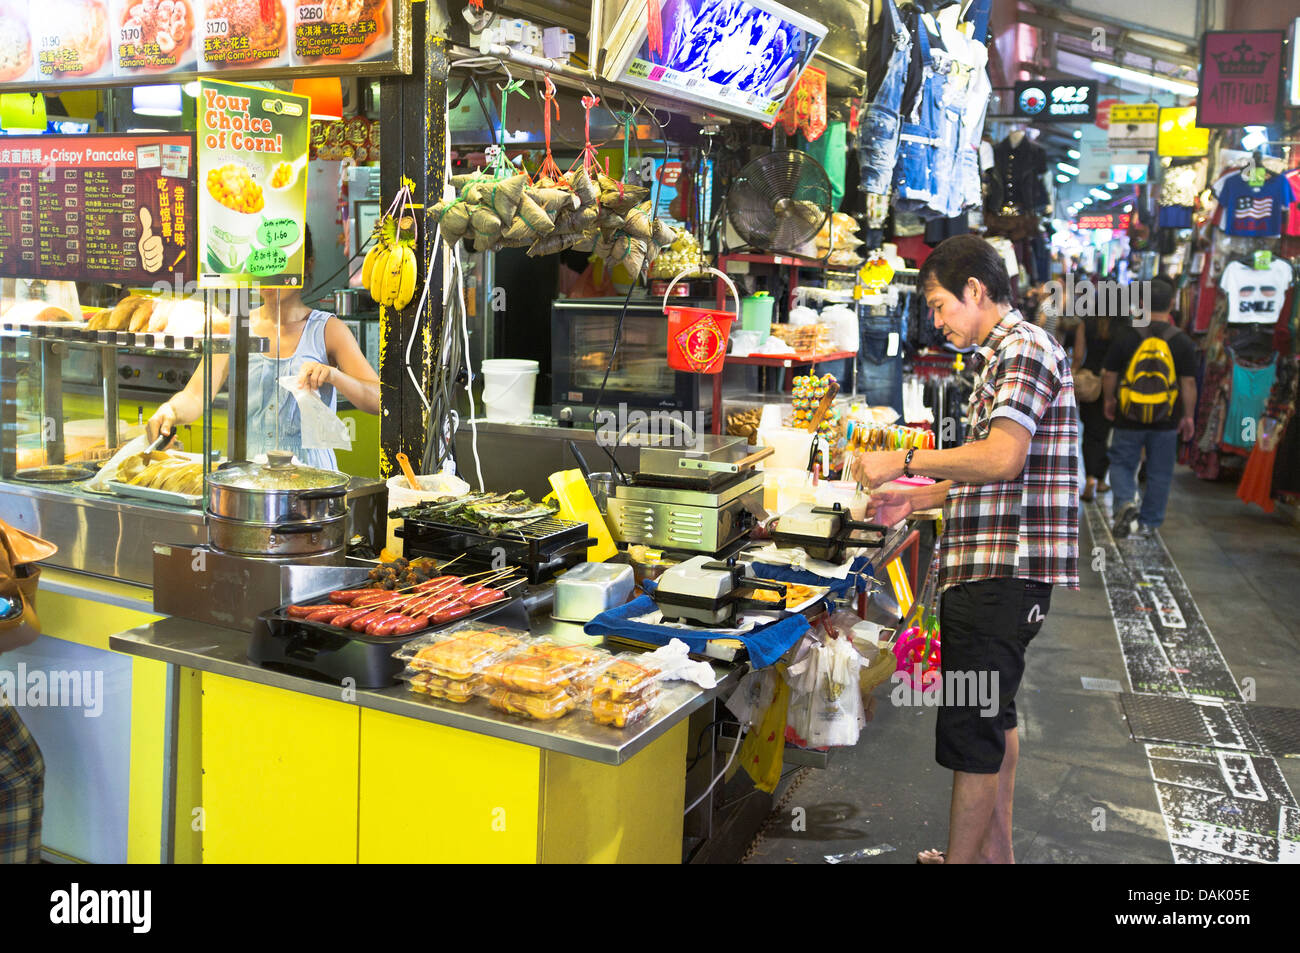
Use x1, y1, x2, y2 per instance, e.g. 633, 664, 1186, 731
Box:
857, 0, 912, 196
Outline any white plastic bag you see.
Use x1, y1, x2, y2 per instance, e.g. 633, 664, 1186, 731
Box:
726, 668, 777, 728
279, 376, 353, 451
85, 433, 151, 491
788, 638, 863, 748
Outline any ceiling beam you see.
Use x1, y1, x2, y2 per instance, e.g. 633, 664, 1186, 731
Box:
1018, 0, 1201, 46
1017, 12, 1199, 70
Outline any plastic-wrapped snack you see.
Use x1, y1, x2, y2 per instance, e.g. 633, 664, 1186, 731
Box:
394, 623, 529, 679
483, 640, 610, 695
403, 669, 482, 703
488, 687, 576, 721
590, 692, 659, 729
592, 654, 663, 703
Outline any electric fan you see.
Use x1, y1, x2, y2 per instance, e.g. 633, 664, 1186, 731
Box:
725, 150, 832, 255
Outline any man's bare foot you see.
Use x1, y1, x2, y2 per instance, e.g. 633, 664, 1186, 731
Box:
916, 849, 946, 864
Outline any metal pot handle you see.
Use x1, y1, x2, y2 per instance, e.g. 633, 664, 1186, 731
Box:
299, 487, 349, 501
272, 521, 327, 534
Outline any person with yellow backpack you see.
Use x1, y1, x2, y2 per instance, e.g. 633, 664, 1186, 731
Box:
1101, 278, 1198, 539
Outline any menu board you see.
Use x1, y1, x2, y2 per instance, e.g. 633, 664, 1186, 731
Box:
0, 133, 196, 286
0, 0, 400, 86
197, 78, 307, 288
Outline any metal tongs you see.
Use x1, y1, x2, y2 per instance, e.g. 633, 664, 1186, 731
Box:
143, 427, 176, 461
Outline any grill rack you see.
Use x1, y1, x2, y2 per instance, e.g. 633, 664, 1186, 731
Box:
396, 514, 594, 584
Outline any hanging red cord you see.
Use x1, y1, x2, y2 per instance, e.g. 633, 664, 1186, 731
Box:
536, 76, 564, 183
569, 93, 601, 175
647, 0, 664, 59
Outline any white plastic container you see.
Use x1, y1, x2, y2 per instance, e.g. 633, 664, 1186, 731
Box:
385, 471, 471, 554
481, 359, 539, 421
757, 425, 815, 470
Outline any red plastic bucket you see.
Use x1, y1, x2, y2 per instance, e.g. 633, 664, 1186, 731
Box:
663, 267, 741, 375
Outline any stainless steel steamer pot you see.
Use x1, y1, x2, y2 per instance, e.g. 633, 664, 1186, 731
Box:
206, 450, 349, 524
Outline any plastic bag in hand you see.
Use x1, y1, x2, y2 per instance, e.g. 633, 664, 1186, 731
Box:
279, 376, 353, 451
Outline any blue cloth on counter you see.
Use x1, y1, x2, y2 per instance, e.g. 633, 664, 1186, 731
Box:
750, 556, 877, 598
583, 596, 810, 669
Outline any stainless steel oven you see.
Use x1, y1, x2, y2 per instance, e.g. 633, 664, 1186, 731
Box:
550, 298, 711, 425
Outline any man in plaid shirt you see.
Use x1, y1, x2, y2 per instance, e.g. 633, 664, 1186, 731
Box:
854, 234, 1079, 864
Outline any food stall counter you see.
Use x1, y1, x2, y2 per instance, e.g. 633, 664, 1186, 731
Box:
109, 617, 740, 863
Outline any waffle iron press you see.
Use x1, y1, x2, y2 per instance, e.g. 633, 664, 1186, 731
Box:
652, 555, 787, 626
771, 503, 888, 563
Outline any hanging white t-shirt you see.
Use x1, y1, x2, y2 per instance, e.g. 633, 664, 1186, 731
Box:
1220, 259, 1294, 324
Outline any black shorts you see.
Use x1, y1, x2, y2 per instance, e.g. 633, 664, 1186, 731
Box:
935, 577, 1052, 774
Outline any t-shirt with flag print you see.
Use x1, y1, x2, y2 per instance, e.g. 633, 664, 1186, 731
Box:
1214, 171, 1295, 238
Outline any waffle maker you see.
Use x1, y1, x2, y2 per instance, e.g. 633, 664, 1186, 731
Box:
606, 435, 770, 555
652, 555, 787, 626
771, 503, 888, 563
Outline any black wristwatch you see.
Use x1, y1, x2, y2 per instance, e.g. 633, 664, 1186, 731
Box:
903, 447, 917, 479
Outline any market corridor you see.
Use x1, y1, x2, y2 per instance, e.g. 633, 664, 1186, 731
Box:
745, 472, 1300, 864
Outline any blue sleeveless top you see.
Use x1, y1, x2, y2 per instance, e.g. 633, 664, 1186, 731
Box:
245, 309, 338, 471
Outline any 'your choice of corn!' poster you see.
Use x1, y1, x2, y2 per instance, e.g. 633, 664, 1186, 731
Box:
197, 77, 308, 288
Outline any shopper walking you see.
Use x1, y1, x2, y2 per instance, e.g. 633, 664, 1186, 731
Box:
1073, 306, 1121, 501
1102, 277, 1197, 538
853, 234, 1079, 864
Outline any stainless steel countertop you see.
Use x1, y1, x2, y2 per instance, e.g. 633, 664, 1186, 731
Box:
109, 616, 739, 766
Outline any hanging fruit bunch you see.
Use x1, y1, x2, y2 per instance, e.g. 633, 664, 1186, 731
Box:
428, 79, 682, 277
362, 178, 419, 311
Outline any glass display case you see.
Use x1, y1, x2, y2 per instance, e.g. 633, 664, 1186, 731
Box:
0, 279, 265, 583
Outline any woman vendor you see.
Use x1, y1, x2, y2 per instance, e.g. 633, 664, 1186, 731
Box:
146, 227, 380, 469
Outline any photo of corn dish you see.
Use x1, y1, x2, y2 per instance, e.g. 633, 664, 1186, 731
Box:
207, 163, 265, 214
270, 162, 294, 188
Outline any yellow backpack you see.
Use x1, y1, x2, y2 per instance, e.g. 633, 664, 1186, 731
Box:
1118, 324, 1178, 425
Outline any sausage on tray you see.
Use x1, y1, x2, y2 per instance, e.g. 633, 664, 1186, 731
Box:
366, 612, 407, 636
390, 615, 429, 636
350, 607, 389, 632
328, 589, 373, 604
305, 605, 350, 622
331, 604, 377, 629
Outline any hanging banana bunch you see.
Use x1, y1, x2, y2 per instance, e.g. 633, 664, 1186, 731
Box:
362, 177, 419, 311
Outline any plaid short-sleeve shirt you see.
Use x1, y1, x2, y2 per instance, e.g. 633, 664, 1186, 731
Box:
940, 311, 1079, 591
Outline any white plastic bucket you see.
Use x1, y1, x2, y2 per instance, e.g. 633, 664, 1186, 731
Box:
385, 472, 472, 555
481, 359, 539, 422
